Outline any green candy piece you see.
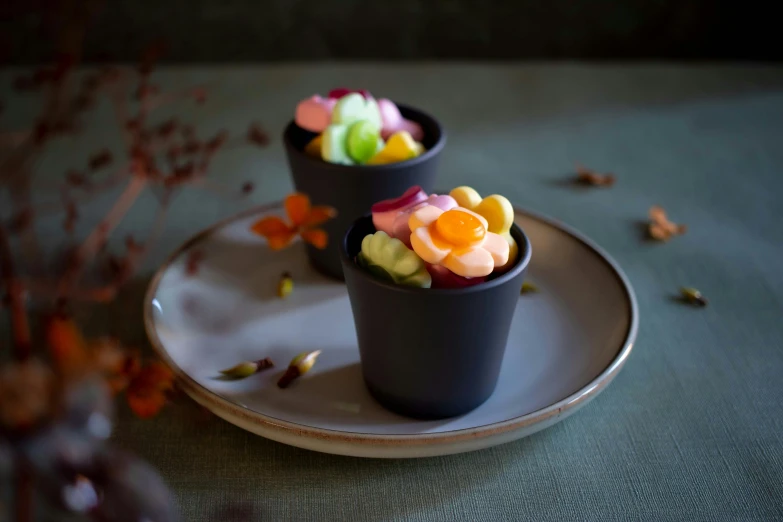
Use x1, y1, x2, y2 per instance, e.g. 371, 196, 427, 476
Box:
332, 93, 382, 128
321, 124, 354, 165
364, 98, 383, 128
347, 120, 381, 164
358, 231, 431, 288
375, 136, 385, 154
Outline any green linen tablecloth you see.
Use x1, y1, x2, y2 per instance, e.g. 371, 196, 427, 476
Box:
1, 64, 782, 521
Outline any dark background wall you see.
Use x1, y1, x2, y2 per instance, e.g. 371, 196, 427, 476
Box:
1, 0, 781, 63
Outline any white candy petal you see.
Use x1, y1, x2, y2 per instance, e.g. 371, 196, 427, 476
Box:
408, 205, 444, 231
410, 227, 450, 264
444, 247, 494, 278
481, 232, 511, 267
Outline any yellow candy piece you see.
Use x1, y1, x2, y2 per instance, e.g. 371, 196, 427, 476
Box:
304, 135, 322, 158
366, 131, 419, 165
475, 195, 514, 235
450, 186, 483, 210
448, 186, 518, 271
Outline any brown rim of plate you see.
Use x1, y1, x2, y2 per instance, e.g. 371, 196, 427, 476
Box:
143, 201, 639, 447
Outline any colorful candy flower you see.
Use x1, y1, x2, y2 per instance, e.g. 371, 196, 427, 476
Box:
449, 186, 518, 271
408, 206, 510, 278
357, 231, 432, 288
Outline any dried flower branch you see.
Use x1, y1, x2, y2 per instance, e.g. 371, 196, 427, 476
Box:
1, 5, 272, 518
0, 225, 32, 360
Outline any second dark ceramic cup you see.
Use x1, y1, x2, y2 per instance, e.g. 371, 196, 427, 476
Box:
340, 216, 532, 420
284, 104, 445, 280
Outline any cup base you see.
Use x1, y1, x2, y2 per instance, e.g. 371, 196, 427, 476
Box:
364, 379, 495, 420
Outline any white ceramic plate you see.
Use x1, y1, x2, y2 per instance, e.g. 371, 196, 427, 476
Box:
144, 202, 638, 458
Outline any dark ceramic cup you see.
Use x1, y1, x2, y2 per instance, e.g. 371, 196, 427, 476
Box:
283, 104, 445, 280
340, 215, 532, 419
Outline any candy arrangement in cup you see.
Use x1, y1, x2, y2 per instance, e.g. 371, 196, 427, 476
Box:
357, 185, 518, 289
295, 89, 427, 166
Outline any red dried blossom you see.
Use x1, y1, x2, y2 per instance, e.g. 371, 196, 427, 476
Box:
205, 130, 228, 154
138, 39, 167, 76
63, 202, 79, 232
126, 118, 142, 132
166, 145, 182, 163
135, 83, 160, 101
183, 140, 201, 154
180, 124, 195, 140
192, 88, 207, 104
0, 359, 54, 429
126, 362, 175, 418
247, 123, 269, 147
648, 206, 687, 241
185, 250, 204, 276
89, 149, 113, 171
124, 234, 144, 254
8, 208, 34, 234
156, 118, 178, 138
575, 164, 616, 187
66, 170, 89, 188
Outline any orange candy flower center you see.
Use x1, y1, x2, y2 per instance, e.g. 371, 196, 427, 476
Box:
434, 209, 486, 247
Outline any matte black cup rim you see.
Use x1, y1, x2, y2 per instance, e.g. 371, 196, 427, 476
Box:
283, 102, 447, 172
340, 216, 533, 296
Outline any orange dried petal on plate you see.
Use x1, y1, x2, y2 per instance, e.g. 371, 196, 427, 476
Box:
250, 215, 290, 238
300, 228, 328, 249
251, 216, 296, 249
301, 206, 336, 227
266, 230, 297, 250
284, 193, 312, 227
